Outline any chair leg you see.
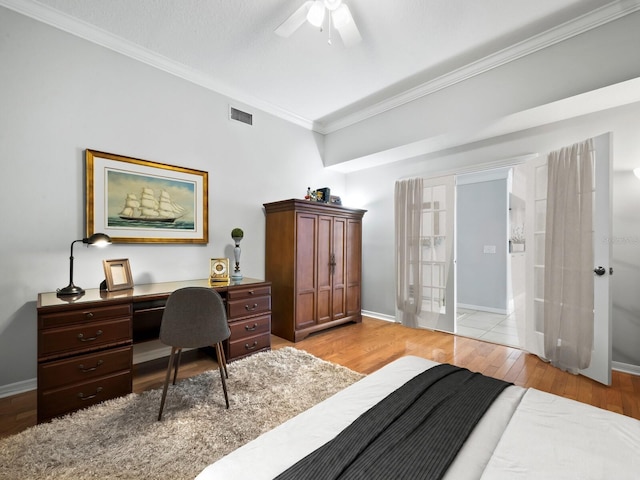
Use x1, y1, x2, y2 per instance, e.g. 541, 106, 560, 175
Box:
218, 342, 229, 379
158, 346, 178, 421
215, 342, 230, 409
173, 348, 183, 385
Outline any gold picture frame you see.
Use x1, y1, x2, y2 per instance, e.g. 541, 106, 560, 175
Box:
85, 149, 209, 244
210, 258, 230, 284
102, 258, 134, 292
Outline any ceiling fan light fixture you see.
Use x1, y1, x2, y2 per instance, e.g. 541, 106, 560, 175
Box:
331, 3, 353, 29
307, 0, 326, 27
324, 0, 343, 11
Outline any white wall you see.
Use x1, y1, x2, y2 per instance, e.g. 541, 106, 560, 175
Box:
0, 8, 345, 391
347, 101, 640, 369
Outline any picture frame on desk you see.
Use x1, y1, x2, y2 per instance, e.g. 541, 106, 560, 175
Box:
102, 258, 134, 291
85, 149, 209, 244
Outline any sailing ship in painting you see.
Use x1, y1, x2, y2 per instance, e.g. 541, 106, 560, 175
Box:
119, 188, 186, 223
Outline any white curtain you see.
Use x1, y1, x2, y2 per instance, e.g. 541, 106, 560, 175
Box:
395, 178, 423, 327
543, 139, 594, 373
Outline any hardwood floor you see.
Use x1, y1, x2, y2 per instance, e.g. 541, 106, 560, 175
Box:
1, 317, 639, 439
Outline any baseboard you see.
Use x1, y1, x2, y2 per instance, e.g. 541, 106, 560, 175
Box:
362, 310, 396, 322
612, 361, 640, 376
0, 378, 36, 399
457, 303, 509, 315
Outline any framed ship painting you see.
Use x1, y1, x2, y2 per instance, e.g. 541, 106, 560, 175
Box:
85, 149, 208, 243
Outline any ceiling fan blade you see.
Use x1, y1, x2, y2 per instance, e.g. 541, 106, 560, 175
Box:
275, 1, 313, 38
332, 5, 362, 47
335, 21, 361, 47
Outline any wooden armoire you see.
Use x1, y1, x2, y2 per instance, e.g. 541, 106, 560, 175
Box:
264, 199, 366, 342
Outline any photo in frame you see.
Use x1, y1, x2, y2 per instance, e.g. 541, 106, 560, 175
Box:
86, 149, 208, 243
102, 258, 134, 292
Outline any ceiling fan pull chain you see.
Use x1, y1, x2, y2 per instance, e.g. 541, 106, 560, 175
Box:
328, 15, 332, 45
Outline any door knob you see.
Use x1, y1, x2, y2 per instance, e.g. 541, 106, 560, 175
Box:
593, 266, 606, 276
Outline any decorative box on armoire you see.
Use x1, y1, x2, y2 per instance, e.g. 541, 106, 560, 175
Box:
264, 199, 366, 342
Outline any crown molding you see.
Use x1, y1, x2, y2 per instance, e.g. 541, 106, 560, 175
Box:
0, 0, 315, 131
2, 0, 638, 135
326, 77, 640, 173
316, 0, 640, 134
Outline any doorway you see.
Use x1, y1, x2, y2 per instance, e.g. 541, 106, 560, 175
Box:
454, 167, 525, 349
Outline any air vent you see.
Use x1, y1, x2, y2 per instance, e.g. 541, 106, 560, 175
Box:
229, 106, 253, 125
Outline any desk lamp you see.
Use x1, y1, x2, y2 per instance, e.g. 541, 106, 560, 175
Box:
57, 233, 112, 297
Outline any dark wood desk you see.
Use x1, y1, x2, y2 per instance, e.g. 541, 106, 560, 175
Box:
36, 278, 271, 422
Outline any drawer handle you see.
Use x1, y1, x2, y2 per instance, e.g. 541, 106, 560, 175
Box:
244, 303, 259, 311
77, 330, 103, 342
244, 341, 259, 351
245, 323, 258, 332
78, 360, 104, 373
78, 387, 103, 401
247, 290, 255, 295
85, 312, 94, 319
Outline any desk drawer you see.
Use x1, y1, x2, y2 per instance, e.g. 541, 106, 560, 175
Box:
38, 345, 132, 391
39, 303, 131, 329
227, 296, 271, 320
39, 318, 132, 359
229, 314, 271, 340
228, 332, 271, 359
227, 285, 271, 301
38, 370, 131, 422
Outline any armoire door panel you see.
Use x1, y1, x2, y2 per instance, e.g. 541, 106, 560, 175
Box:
332, 217, 346, 285
332, 286, 346, 319
295, 291, 316, 329
296, 214, 317, 293
317, 216, 332, 290
317, 289, 331, 323
332, 217, 347, 319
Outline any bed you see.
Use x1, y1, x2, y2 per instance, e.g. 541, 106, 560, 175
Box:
196, 356, 640, 480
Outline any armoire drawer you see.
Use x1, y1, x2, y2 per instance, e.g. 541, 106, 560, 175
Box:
38, 345, 132, 391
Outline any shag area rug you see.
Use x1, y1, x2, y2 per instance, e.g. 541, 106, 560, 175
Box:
0, 347, 364, 480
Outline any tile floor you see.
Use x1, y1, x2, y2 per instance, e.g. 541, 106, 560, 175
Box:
455, 308, 522, 348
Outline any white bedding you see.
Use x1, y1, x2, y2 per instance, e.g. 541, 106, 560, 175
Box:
480, 388, 640, 480
196, 355, 639, 480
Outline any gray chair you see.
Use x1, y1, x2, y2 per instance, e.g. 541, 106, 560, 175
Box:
157, 287, 231, 421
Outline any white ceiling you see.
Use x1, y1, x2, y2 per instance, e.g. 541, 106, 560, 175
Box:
3, 0, 633, 132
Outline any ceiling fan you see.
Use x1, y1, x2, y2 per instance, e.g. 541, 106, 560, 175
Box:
275, 0, 362, 47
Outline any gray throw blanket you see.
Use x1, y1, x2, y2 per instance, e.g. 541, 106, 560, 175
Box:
275, 363, 511, 480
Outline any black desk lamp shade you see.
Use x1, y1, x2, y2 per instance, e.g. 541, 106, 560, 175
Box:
57, 233, 112, 297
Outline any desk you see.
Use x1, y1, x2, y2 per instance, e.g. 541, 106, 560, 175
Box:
36, 278, 271, 423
